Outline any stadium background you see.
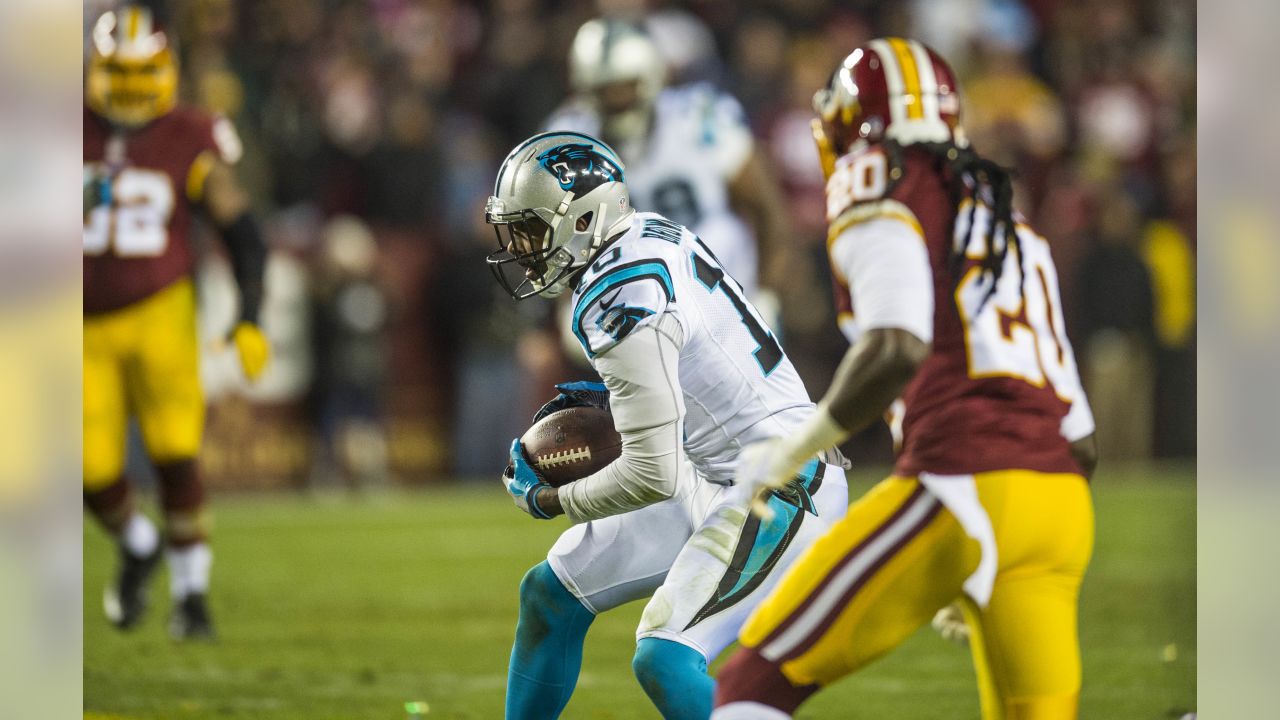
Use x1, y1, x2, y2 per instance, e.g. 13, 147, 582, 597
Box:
82, 0, 1196, 718
83, 0, 1195, 489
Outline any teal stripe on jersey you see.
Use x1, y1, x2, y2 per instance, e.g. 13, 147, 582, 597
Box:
722, 500, 800, 599
683, 459, 823, 629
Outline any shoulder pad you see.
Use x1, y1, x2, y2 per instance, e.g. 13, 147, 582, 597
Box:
571, 259, 676, 358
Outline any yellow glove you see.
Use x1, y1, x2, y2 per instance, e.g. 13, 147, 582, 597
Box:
231, 321, 270, 382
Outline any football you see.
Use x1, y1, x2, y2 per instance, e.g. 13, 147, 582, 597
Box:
520, 406, 622, 487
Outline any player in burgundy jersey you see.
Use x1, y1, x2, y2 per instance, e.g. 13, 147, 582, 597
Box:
82, 4, 269, 640
712, 39, 1098, 719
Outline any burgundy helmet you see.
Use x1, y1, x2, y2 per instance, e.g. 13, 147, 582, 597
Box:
812, 38, 965, 177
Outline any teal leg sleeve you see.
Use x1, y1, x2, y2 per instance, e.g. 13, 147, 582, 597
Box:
505, 562, 595, 719
633, 637, 715, 720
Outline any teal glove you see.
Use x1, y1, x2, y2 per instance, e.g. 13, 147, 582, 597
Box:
532, 381, 610, 422
503, 439, 552, 519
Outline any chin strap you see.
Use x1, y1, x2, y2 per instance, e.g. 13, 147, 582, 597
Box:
549, 190, 574, 234
590, 201, 608, 251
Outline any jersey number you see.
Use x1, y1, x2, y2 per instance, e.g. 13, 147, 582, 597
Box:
826, 150, 887, 221
955, 219, 1073, 394
83, 167, 175, 257
691, 246, 783, 375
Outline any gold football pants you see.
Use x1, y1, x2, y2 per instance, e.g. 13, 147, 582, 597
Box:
83, 278, 204, 489
738, 469, 1094, 719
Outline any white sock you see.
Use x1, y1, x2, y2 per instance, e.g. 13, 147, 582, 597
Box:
166, 543, 212, 599
121, 512, 159, 558
710, 702, 792, 720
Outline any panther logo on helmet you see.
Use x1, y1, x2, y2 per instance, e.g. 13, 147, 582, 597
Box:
537, 144, 624, 199
486, 132, 634, 300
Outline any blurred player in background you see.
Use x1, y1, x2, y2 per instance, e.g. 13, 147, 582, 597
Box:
486, 131, 848, 719
714, 39, 1098, 719
545, 18, 790, 301
82, 4, 269, 639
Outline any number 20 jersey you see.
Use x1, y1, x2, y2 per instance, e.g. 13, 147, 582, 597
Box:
826, 145, 1094, 477
572, 212, 813, 485
83, 106, 238, 314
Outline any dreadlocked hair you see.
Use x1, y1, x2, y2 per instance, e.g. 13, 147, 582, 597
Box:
882, 139, 1022, 315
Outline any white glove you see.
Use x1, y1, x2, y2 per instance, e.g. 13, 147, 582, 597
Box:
736, 408, 850, 520
931, 602, 970, 645
734, 438, 805, 521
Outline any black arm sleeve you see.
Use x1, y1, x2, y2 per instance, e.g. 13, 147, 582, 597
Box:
219, 212, 267, 324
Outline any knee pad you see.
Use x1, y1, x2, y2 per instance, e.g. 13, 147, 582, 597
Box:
632, 637, 707, 694
633, 638, 713, 720
520, 562, 564, 610
520, 562, 554, 598
518, 562, 592, 628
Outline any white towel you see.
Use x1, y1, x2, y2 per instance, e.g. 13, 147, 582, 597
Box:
919, 472, 998, 608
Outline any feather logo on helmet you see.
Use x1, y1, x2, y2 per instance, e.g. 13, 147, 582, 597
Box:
537, 143, 624, 199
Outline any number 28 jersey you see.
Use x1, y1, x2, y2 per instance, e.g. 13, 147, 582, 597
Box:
571, 212, 813, 485
826, 145, 1094, 477
83, 106, 241, 314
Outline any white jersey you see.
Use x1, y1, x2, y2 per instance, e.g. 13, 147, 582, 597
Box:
570, 212, 811, 485
546, 83, 759, 295
546, 212, 848, 662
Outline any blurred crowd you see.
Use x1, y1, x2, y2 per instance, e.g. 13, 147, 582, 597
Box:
86, 0, 1196, 485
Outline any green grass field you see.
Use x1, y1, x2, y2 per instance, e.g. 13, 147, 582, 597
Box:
84, 465, 1195, 719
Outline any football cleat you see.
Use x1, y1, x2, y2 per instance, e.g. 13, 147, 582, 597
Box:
169, 593, 216, 641
102, 544, 163, 630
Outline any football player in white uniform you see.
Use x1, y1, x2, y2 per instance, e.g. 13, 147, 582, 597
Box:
486, 132, 849, 720
543, 19, 788, 299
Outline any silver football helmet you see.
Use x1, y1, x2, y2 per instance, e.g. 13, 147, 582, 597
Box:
568, 19, 666, 146
485, 132, 634, 300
